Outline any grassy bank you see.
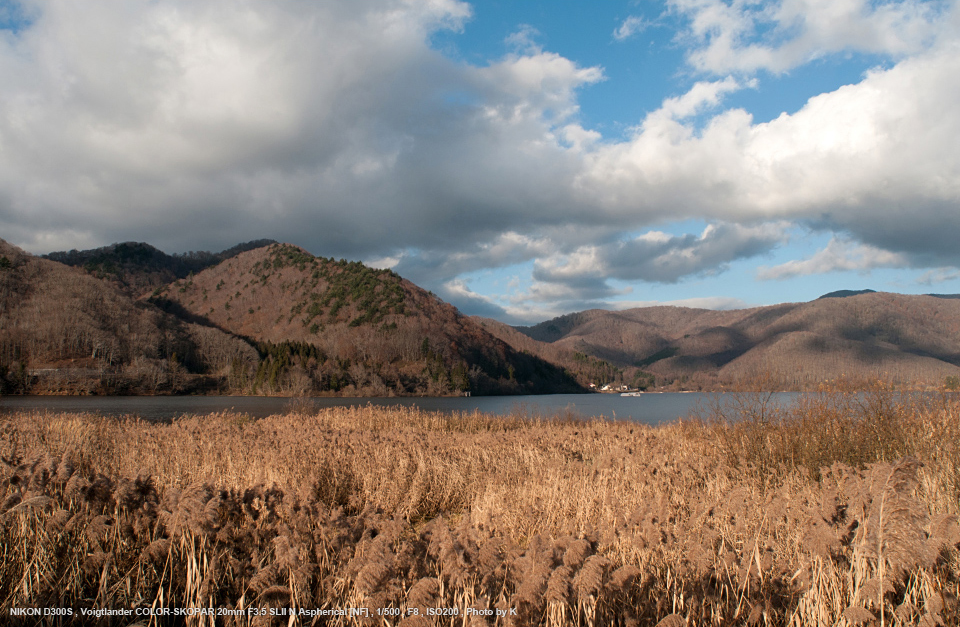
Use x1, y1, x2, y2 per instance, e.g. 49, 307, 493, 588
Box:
1, 387, 959, 625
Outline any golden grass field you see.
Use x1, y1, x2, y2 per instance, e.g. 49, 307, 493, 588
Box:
1, 384, 959, 626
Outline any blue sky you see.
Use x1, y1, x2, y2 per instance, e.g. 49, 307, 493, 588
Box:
2, 0, 960, 324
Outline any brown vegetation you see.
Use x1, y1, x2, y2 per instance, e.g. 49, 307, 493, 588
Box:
1, 384, 958, 625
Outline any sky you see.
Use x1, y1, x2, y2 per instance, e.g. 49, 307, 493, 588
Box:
2, 0, 960, 324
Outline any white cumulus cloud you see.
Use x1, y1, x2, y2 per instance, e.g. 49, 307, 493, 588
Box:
576, 40, 960, 265
757, 238, 908, 279
1, 0, 960, 321
614, 16, 649, 41
669, 0, 952, 74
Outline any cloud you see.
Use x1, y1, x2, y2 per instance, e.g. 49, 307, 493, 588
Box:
363, 254, 403, 270
613, 16, 649, 41
531, 222, 786, 299
392, 231, 558, 286
414, 224, 781, 322
577, 40, 960, 265
505, 24, 542, 53
612, 296, 750, 310
916, 268, 960, 285
2, 0, 960, 321
439, 278, 514, 319
0, 0, 598, 259
670, 0, 951, 74
603, 223, 786, 281
656, 76, 749, 119
757, 238, 907, 279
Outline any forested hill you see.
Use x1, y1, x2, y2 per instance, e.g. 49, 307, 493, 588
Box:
12, 235, 960, 395
150, 243, 581, 396
488, 293, 960, 390
0, 238, 258, 395
44, 239, 277, 297
1, 239, 579, 396
2, 238, 579, 396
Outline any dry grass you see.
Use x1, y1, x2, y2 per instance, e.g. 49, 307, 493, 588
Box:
1, 387, 959, 626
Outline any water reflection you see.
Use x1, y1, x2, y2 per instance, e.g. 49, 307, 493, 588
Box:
0, 393, 732, 425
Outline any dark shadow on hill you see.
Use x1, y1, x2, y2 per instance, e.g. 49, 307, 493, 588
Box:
514, 312, 589, 343
509, 349, 588, 395
148, 296, 225, 330
44, 239, 278, 295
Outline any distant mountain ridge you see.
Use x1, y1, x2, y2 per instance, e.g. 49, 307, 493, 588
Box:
818, 289, 877, 299
479, 291, 960, 390
817, 288, 960, 300
6, 237, 960, 394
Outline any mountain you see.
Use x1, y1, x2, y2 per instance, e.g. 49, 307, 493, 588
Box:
10, 237, 960, 395
818, 288, 960, 300
44, 239, 277, 297
0, 239, 257, 394
3, 240, 582, 396
818, 289, 877, 299
471, 316, 632, 390
489, 292, 960, 390
147, 243, 582, 396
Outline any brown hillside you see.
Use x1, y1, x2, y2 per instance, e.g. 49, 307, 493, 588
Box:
471, 316, 634, 389
501, 293, 960, 389
153, 244, 582, 396
0, 239, 256, 394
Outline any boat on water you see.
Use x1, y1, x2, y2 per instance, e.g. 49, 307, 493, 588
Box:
620, 391, 643, 397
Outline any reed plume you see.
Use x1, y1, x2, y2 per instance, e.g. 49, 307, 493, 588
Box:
0, 388, 957, 625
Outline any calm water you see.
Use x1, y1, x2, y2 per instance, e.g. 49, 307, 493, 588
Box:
0, 392, 749, 425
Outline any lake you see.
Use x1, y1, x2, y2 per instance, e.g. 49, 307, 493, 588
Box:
0, 392, 754, 425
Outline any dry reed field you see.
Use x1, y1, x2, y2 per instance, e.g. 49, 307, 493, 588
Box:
1, 384, 959, 626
